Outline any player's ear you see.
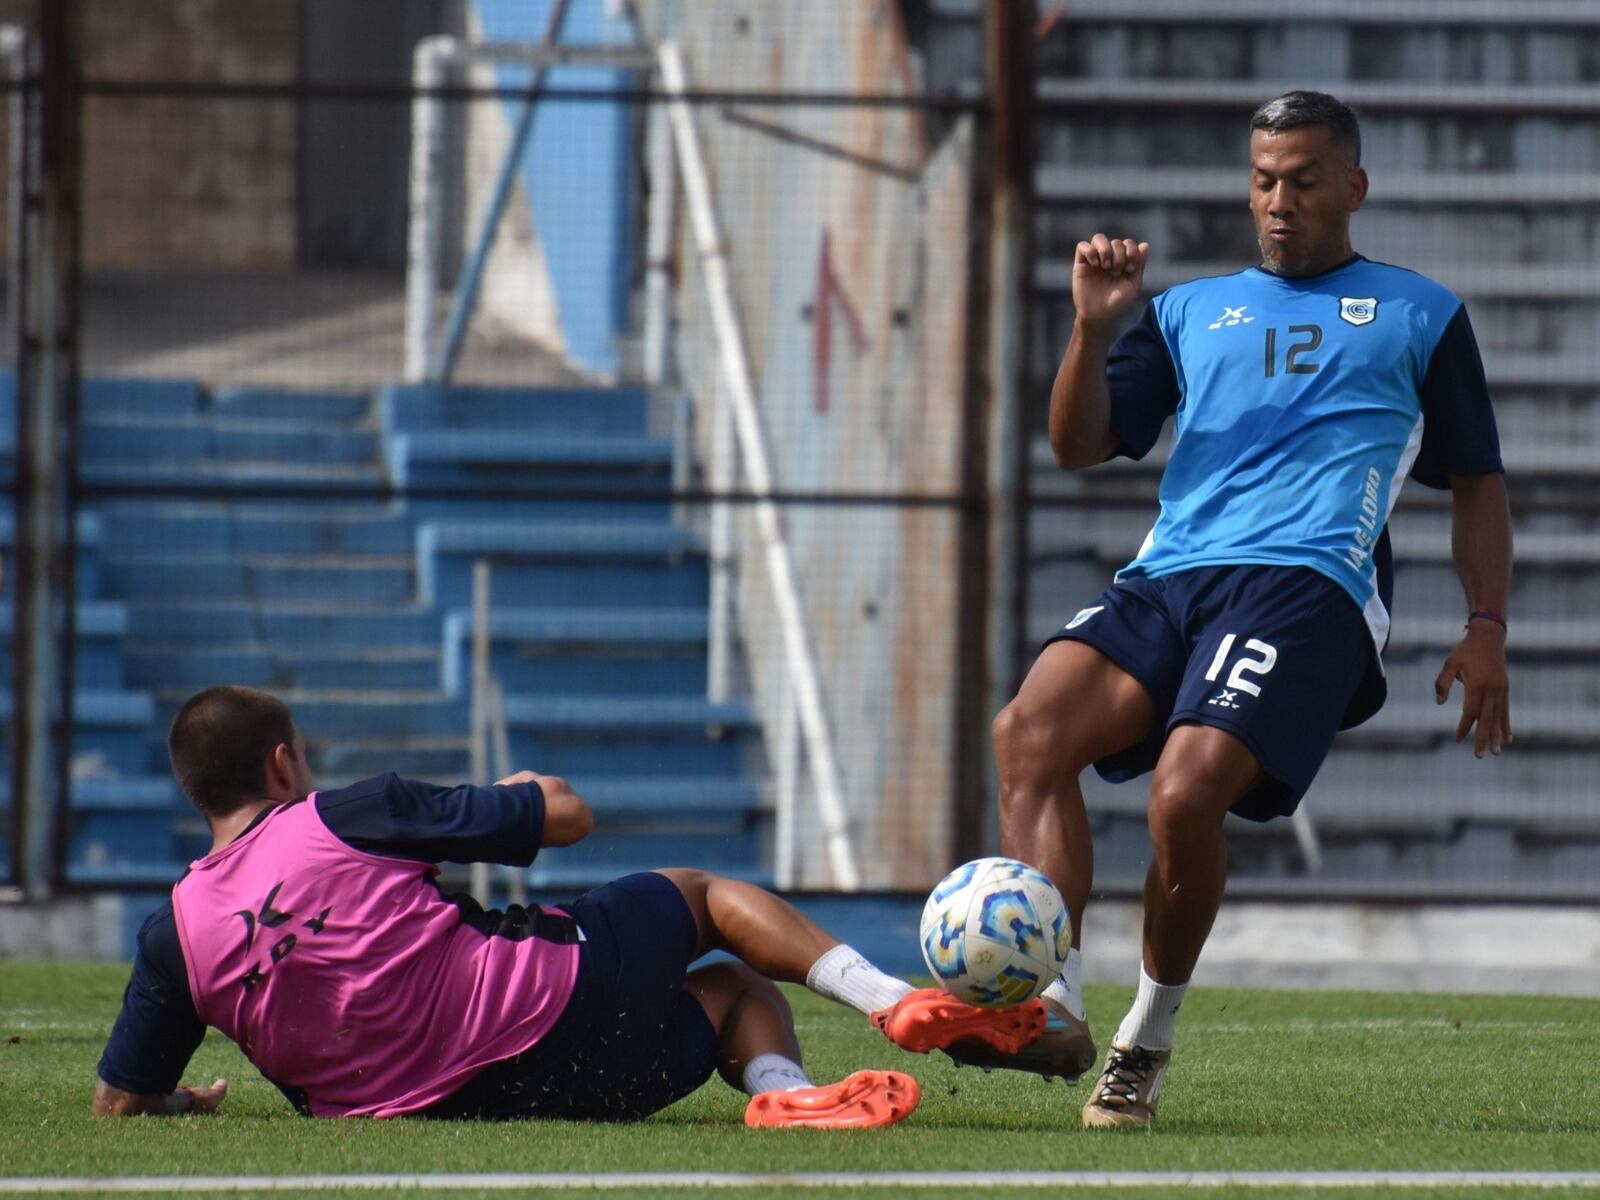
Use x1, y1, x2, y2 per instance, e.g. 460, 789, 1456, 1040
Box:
267, 742, 298, 798
1346, 165, 1368, 212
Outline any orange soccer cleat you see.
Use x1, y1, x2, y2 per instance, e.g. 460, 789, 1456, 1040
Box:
743, 1069, 921, 1130
871, 986, 1047, 1055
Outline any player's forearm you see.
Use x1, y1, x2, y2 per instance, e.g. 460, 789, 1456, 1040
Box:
1048, 318, 1119, 470
1450, 472, 1513, 617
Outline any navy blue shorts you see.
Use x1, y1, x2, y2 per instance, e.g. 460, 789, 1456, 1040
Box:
425, 872, 718, 1121
1046, 564, 1384, 821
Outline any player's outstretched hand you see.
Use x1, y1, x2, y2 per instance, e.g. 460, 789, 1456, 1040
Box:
1434, 624, 1512, 758
1073, 234, 1150, 324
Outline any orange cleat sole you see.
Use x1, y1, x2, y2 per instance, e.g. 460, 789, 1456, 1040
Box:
871, 987, 1047, 1055
743, 1069, 921, 1130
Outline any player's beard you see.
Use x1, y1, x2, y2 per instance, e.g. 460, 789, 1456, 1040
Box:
1256, 230, 1348, 279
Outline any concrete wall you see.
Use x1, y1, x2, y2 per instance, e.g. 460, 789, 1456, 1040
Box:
637, 0, 972, 888
0, 0, 300, 271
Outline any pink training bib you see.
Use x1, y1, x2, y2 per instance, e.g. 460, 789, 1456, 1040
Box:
171, 799, 579, 1117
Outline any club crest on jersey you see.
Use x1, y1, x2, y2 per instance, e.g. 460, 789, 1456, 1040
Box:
1339, 296, 1379, 326
1064, 606, 1104, 630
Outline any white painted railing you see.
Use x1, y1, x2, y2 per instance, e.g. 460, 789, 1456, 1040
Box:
657, 41, 860, 890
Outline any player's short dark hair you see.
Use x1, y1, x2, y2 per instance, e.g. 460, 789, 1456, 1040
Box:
169, 686, 300, 818
1250, 90, 1361, 167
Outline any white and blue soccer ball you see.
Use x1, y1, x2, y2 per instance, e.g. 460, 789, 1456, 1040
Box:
919, 856, 1071, 1008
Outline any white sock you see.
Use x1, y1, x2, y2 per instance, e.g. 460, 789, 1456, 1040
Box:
742, 1053, 813, 1096
1041, 947, 1086, 1020
1113, 964, 1188, 1051
804, 944, 915, 1015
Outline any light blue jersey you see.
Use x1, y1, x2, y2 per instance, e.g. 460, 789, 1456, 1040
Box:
1104, 255, 1502, 652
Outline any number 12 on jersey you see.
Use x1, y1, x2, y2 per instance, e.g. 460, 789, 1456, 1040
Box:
1204, 633, 1279, 697
1263, 324, 1322, 377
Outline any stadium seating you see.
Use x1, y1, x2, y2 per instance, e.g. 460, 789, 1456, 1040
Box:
2, 374, 769, 890
922, 0, 1600, 897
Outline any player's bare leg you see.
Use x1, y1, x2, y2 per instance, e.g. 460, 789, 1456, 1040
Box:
685, 960, 920, 1129
1084, 722, 1259, 1129
1142, 723, 1259, 983
654, 868, 837, 982
654, 869, 1040, 1060
966, 639, 1153, 1082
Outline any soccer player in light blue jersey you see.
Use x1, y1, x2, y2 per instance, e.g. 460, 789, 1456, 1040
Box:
970, 92, 1513, 1127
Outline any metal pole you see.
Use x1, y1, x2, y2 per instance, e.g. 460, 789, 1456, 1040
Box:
16, 0, 75, 898
983, 0, 1035, 845
2, 26, 27, 359
405, 36, 454, 383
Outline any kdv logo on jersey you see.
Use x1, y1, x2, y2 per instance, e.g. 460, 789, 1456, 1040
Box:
1207, 305, 1254, 330
1339, 296, 1379, 326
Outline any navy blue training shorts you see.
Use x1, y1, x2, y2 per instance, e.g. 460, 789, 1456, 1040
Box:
425, 872, 717, 1121
1045, 564, 1385, 821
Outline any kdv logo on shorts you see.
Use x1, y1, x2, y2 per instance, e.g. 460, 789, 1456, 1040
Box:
1064, 606, 1104, 630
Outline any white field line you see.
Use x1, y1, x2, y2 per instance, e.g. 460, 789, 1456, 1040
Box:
3, 1173, 1600, 1193
1190, 1017, 1581, 1034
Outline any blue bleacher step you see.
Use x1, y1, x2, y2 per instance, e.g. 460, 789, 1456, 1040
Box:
215, 690, 465, 739
528, 833, 770, 888
308, 737, 469, 782
67, 777, 187, 872
100, 503, 413, 557
0, 512, 105, 599
503, 695, 753, 731
0, 601, 129, 689
69, 860, 192, 885
82, 459, 384, 489
126, 600, 442, 645
82, 377, 203, 416
211, 387, 371, 423
82, 415, 377, 466
418, 521, 706, 609
502, 696, 760, 779
381, 383, 649, 437
102, 553, 414, 603
0, 690, 157, 777
126, 643, 440, 693
440, 607, 707, 696
572, 776, 765, 821
1343, 701, 1599, 749
386, 431, 673, 496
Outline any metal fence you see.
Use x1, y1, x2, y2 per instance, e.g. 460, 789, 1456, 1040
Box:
3, 0, 1597, 904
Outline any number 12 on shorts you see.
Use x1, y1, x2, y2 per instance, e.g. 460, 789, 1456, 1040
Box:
1203, 633, 1279, 698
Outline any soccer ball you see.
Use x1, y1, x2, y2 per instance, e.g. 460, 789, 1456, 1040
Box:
919, 857, 1071, 1008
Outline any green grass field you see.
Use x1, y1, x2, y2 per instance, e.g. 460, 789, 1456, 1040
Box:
2, 961, 1597, 1198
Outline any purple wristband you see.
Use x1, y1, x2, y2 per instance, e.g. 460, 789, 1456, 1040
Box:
1466, 610, 1507, 631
